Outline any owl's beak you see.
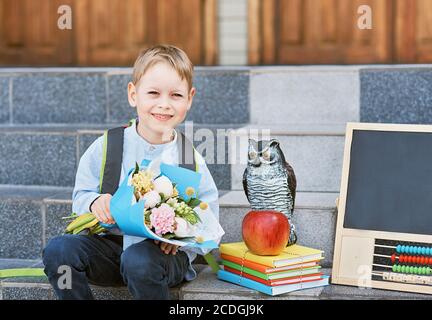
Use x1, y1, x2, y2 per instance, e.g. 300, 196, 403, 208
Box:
248, 157, 261, 166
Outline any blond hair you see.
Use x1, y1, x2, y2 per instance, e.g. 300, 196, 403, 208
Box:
132, 44, 194, 90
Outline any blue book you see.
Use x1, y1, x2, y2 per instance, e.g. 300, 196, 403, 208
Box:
217, 270, 329, 296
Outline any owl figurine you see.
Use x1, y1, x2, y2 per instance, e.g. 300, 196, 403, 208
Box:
243, 139, 297, 245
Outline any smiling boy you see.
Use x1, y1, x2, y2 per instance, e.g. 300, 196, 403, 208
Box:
42, 45, 219, 300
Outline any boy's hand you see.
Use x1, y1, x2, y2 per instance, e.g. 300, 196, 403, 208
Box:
154, 240, 178, 255
90, 194, 115, 224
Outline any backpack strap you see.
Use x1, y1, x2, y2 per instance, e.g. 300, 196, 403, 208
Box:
100, 126, 126, 195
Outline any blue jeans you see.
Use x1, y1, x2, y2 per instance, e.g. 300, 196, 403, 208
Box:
42, 234, 189, 300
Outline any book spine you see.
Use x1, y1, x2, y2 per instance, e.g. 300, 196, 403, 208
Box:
217, 270, 273, 295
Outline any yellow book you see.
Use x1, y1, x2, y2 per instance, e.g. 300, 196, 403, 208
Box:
219, 242, 324, 268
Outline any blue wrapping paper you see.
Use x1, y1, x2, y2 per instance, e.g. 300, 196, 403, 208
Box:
101, 160, 219, 250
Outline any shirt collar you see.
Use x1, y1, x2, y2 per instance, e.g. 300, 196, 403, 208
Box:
130, 119, 178, 154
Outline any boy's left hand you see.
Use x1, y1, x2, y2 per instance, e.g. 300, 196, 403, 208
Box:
154, 240, 178, 255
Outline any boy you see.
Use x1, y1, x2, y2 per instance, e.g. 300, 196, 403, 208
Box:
42, 45, 219, 300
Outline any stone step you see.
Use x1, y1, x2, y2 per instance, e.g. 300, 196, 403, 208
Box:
229, 124, 346, 192
0, 123, 239, 190
0, 185, 71, 259
0, 67, 249, 125
0, 186, 337, 267
3, 66, 431, 127
0, 258, 205, 300
0, 123, 346, 192
249, 66, 360, 126
180, 267, 432, 300
2, 261, 430, 300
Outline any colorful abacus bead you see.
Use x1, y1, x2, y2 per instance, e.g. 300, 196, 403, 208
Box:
392, 264, 432, 275
396, 245, 432, 256
391, 253, 396, 264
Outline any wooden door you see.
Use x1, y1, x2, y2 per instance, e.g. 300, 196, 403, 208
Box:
249, 0, 393, 64
0, 0, 75, 66
0, 0, 217, 66
76, 0, 217, 66
395, 0, 432, 63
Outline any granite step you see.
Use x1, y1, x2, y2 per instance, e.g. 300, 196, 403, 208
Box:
2, 261, 431, 300
0, 123, 345, 192
3, 66, 431, 127
0, 123, 240, 190
249, 66, 360, 126
0, 259, 207, 300
0, 67, 249, 125
180, 267, 432, 300
0, 186, 338, 267
229, 124, 346, 192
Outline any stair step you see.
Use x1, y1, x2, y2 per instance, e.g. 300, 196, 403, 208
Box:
2, 259, 430, 300
2, 66, 431, 127
0, 123, 239, 190
0, 68, 249, 126
181, 267, 432, 300
0, 186, 337, 267
0, 185, 70, 259
250, 67, 360, 126
229, 124, 346, 192
0, 258, 193, 300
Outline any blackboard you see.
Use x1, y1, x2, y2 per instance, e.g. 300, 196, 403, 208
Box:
343, 129, 432, 235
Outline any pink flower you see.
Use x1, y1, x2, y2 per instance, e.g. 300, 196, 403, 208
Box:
150, 203, 175, 236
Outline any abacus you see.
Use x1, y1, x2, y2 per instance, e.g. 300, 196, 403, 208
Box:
372, 240, 432, 286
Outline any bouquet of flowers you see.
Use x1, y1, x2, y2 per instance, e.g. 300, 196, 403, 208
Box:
65, 159, 224, 252
130, 162, 207, 241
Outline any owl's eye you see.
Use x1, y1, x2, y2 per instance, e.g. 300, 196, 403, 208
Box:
262, 150, 271, 161
248, 150, 257, 159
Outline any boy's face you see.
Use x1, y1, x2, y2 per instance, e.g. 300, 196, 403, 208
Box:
128, 62, 195, 141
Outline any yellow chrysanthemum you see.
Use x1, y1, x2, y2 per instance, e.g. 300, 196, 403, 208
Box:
172, 187, 179, 198
199, 202, 208, 210
185, 187, 195, 197
132, 170, 154, 196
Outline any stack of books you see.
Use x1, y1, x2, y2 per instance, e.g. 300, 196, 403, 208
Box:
217, 242, 329, 296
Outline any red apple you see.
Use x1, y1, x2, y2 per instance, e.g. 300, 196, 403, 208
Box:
242, 210, 290, 256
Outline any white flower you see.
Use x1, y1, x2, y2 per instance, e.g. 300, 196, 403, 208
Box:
153, 176, 173, 198
141, 190, 161, 208
174, 217, 197, 238
166, 197, 179, 208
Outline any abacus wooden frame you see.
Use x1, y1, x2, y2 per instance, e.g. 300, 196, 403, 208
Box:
332, 122, 432, 295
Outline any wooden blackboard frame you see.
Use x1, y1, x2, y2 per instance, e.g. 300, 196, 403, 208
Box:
332, 122, 432, 294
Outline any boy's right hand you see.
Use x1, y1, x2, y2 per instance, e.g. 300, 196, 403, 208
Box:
90, 194, 115, 224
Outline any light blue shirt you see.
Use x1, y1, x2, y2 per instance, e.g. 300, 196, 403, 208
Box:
72, 121, 219, 281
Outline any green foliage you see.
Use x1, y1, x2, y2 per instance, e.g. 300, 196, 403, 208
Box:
187, 198, 201, 208
133, 162, 140, 175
